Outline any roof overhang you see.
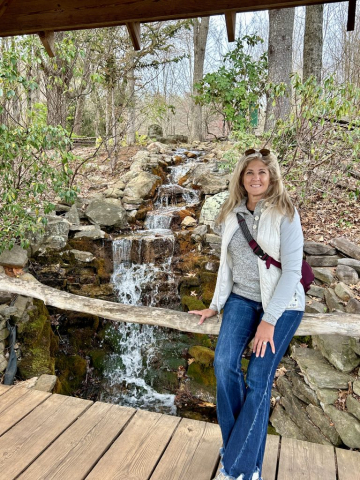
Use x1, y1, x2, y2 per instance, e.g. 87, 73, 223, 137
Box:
0, 0, 348, 38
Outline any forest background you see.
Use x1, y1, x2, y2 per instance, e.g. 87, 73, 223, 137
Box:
0, 2, 360, 253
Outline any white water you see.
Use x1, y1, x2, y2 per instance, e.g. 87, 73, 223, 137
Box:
102, 236, 177, 413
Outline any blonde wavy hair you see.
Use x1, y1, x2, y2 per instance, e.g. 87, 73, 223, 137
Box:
216, 150, 295, 225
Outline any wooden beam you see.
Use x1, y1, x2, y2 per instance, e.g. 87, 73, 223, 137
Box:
225, 12, 236, 42
0, 0, 13, 18
126, 22, 141, 51
347, 0, 356, 31
38, 31, 55, 57
0, 274, 359, 336
0, 0, 348, 38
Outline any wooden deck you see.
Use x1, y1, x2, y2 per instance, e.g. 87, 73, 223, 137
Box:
0, 385, 359, 480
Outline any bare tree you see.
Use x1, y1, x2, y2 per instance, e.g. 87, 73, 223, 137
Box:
190, 17, 210, 142
265, 8, 295, 131
303, 5, 324, 82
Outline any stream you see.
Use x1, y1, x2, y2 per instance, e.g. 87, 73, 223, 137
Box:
99, 149, 206, 414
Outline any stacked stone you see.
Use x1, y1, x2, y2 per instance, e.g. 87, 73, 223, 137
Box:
305, 238, 360, 315
270, 238, 360, 448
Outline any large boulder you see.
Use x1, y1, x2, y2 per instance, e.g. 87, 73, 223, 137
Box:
199, 191, 229, 230
31, 216, 70, 252
123, 171, 161, 204
323, 404, 360, 448
0, 245, 28, 268
182, 163, 231, 195
312, 335, 360, 372
336, 265, 358, 285
304, 242, 336, 256
85, 198, 127, 228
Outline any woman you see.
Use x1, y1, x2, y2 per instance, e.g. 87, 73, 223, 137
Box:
189, 149, 305, 480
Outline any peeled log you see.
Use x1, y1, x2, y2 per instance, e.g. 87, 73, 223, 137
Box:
0, 274, 359, 337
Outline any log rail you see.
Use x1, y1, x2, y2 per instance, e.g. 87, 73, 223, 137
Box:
0, 274, 359, 336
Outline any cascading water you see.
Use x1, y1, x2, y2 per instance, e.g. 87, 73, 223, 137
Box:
101, 149, 205, 414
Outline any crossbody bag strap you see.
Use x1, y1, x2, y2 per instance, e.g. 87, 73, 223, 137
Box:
236, 213, 282, 270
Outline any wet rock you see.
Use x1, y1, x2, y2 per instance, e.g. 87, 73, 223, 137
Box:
191, 225, 208, 242
182, 163, 230, 195
65, 204, 81, 225
304, 242, 337, 255
187, 362, 216, 402
307, 285, 325, 299
67, 283, 113, 298
349, 338, 360, 356
73, 225, 106, 240
291, 346, 352, 390
312, 335, 360, 372
181, 216, 197, 228
199, 191, 229, 230
331, 237, 360, 261
334, 282, 354, 301
270, 404, 307, 441
312, 267, 335, 285
338, 258, 360, 274
353, 380, 360, 396
336, 265, 358, 285
324, 288, 345, 312
346, 298, 360, 314
0, 245, 29, 268
306, 404, 342, 445
346, 395, 360, 421
70, 250, 95, 263
323, 404, 360, 448
123, 171, 162, 204
306, 255, 339, 267
33, 374, 57, 392
12, 296, 33, 324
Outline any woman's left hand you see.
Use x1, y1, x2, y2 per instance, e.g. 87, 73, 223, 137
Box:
253, 321, 275, 358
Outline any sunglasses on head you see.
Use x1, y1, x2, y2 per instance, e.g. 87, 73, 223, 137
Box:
244, 148, 271, 157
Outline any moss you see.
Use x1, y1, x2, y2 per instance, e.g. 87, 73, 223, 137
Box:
89, 350, 108, 373
55, 354, 87, 395
199, 272, 217, 305
181, 295, 206, 311
187, 362, 216, 387
267, 424, 279, 436
189, 346, 215, 366
17, 299, 57, 379
68, 327, 95, 350
93, 257, 111, 282
241, 357, 249, 374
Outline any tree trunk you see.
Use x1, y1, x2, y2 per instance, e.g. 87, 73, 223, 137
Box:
265, 8, 295, 131
303, 5, 324, 82
126, 54, 136, 145
190, 17, 210, 142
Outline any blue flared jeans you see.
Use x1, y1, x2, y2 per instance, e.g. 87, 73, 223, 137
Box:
214, 293, 303, 480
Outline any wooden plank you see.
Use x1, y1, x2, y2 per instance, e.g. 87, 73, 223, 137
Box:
277, 437, 336, 480
336, 447, 360, 480
86, 408, 180, 480
151, 418, 222, 480
0, 0, 348, 37
38, 31, 55, 57
262, 434, 279, 480
0, 386, 51, 436
0, 384, 12, 395
126, 22, 141, 50
1, 274, 360, 337
225, 12, 236, 42
347, 0, 356, 31
19, 402, 136, 480
0, 0, 14, 18
0, 393, 92, 478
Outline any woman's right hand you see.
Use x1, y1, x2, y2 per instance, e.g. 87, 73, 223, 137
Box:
188, 308, 218, 325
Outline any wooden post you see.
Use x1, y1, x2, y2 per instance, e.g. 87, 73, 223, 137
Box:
347, 0, 357, 31
0, 0, 13, 18
38, 31, 56, 57
126, 22, 141, 51
225, 12, 236, 42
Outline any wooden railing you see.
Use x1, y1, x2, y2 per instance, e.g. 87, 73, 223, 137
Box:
0, 274, 359, 336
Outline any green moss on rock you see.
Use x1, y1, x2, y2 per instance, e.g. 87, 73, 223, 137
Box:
17, 299, 57, 378
189, 346, 215, 366
55, 354, 87, 395
187, 362, 216, 387
181, 295, 206, 311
